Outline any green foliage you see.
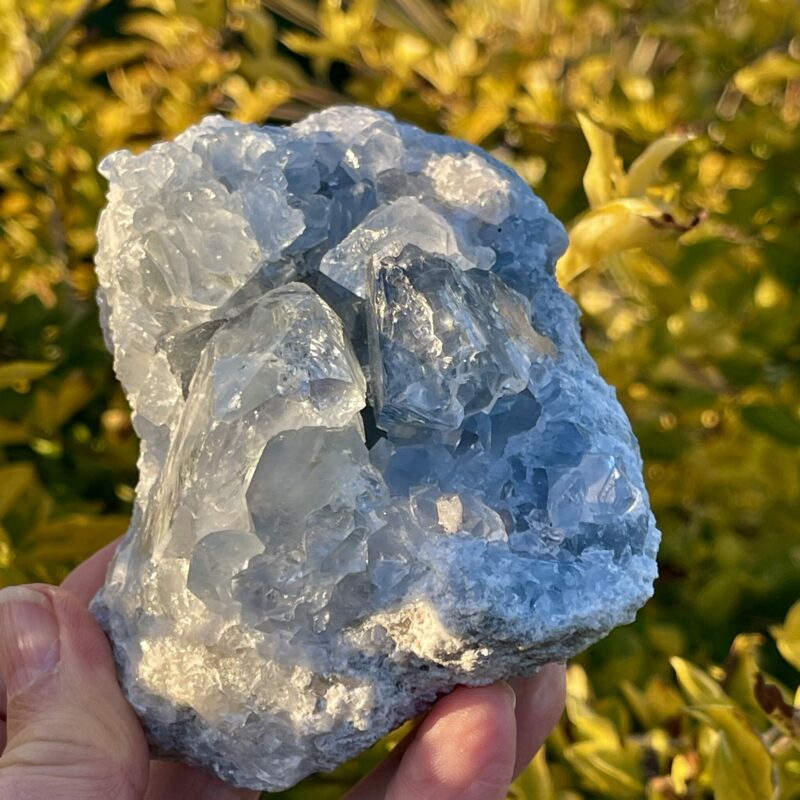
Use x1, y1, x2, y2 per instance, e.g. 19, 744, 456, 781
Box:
1, 0, 798, 796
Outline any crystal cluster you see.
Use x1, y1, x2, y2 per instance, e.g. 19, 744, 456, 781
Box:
91, 107, 659, 791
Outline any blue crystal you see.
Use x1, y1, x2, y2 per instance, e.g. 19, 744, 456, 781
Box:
368, 246, 555, 436
92, 106, 660, 793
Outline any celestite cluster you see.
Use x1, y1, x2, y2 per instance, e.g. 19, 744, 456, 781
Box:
91, 107, 660, 791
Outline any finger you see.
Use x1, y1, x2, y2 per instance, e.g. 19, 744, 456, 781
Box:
0, 674, 6, 754
508, 663, 566, 778
0, 584, 150, 800
145, 760, 259, 800
385, 683, 517, 800
61, 537, 122, 607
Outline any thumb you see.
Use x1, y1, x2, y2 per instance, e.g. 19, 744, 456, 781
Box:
0, 585, 149, 800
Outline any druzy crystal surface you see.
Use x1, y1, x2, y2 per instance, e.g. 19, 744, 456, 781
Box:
92, 107, 660, 791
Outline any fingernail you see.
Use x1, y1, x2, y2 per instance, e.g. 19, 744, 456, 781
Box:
498, 680, 517, 710
0, 587, 60, 695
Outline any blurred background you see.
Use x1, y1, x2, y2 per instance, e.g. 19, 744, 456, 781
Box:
0, 0, 798, 797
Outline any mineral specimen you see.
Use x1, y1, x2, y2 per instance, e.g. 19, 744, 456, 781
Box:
91, 107, 660, 791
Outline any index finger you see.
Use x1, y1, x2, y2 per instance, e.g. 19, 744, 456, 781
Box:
509, 663, 566, 777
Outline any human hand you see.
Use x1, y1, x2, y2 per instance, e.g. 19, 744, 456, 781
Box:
343, 663, 565, 799
0, 541, 565, 800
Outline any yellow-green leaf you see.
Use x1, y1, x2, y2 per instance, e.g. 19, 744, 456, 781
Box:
690, 704, 775, 800
0, 462, 37, 519
21, 515, 129, 564
741, 404, 800, 447
175, 0, 226, 28
32, 371, 95, 430
0, 418, 30, 445
508, 748, 553, 800
671, 657, 728, 705
238, 7, 276, 54
734, 51, 800, 101
576, 112, 625, 207
78, 41, 149, 76
565, 665, 620, 742
770, 600, 800, 671
319, 0, 377, 47
0, 361, 55, 389
621, 676, 685, 729
225, 75, 292, 123
121, 12, 185, 49
556, 198, 689, 285
723, 633, 768, 720
564, 740, 645, 798
627, 133, 693, 197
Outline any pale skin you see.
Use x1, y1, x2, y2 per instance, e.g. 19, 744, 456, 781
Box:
0, 540, 566, 800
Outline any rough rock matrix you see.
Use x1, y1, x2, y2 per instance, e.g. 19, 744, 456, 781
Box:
92, 107, 660, 791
